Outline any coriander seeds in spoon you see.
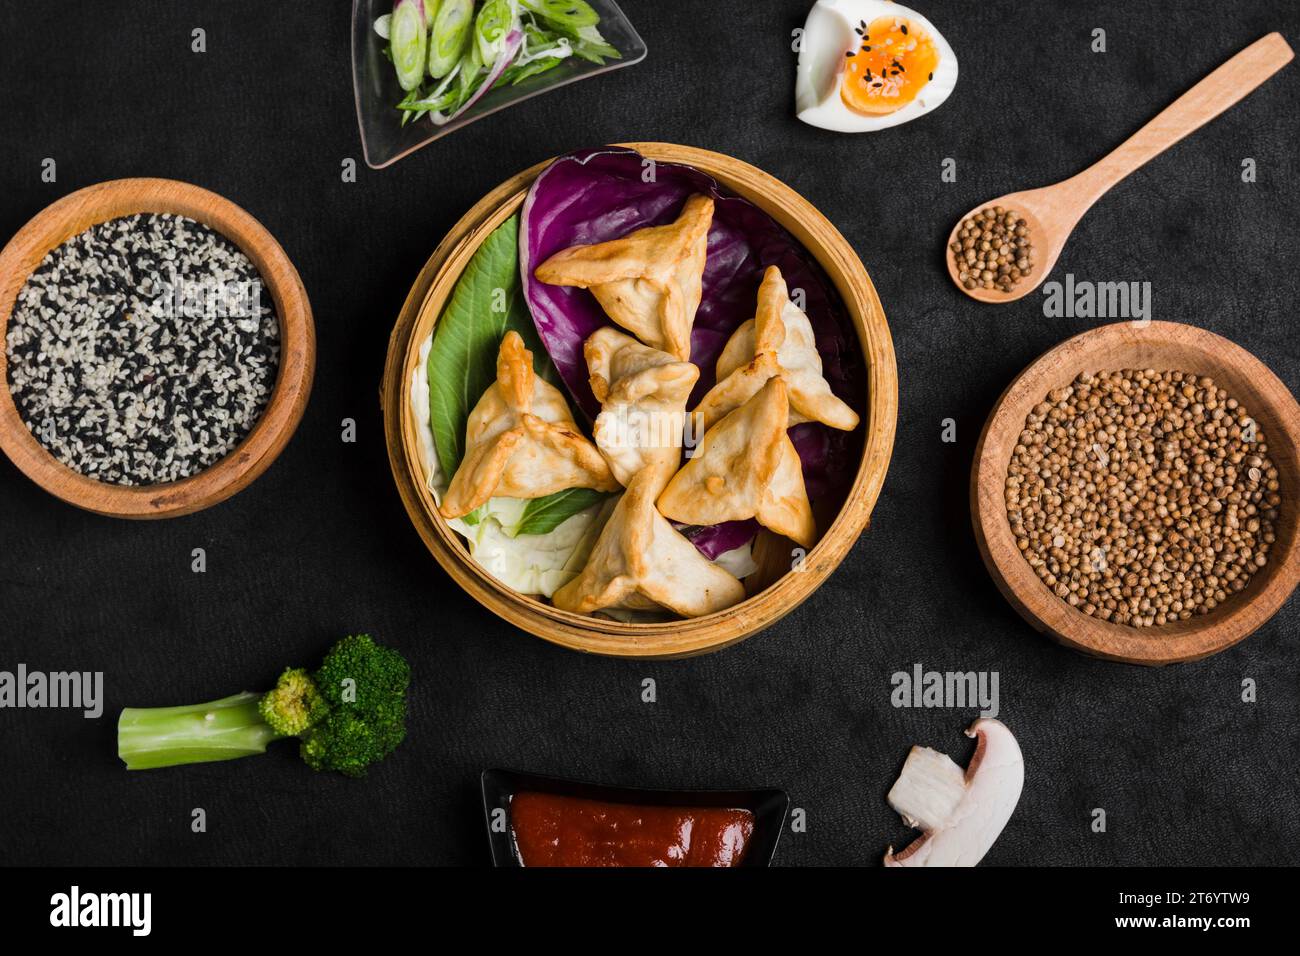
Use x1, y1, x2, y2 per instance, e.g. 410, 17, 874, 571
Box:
947, 32, 1294, 304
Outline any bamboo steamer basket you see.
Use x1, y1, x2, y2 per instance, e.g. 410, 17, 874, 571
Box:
381, 144, 897, 657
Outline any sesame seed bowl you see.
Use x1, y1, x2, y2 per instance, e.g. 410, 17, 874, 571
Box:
972, 321, 1300, 664
0, 178, 314, 519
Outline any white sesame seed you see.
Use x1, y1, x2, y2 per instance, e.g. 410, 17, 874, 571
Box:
6, 213, 281, 486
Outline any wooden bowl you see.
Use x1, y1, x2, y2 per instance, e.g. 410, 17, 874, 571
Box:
972, 321, 1300, 664
0, 178, 315, 518
381, 143, 898, 658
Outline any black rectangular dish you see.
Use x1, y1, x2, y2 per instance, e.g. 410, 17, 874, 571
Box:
480, 769, 789, 867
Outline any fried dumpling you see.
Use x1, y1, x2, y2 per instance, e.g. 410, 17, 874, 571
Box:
584, 327, 699, 486
658, 376, 816, 548
440, 330, 618, 519
693, 265, 859, 433
533, 194, 714, 361
552, 468, 746, 617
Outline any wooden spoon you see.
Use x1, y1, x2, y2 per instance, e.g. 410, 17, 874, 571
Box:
947, 32, 1294, 303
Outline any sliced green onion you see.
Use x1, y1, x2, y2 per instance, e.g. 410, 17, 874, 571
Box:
522, 20, 550, 46
429, 0, 474, 78
502, 55, 563, 86
476, 0, 519, 64
571, 24, 619, 63
390, 0, 429, 92
513, 37, 570, 71
455, 36, 485, 102
399, 62, 461, 111
520, 0, 599, 29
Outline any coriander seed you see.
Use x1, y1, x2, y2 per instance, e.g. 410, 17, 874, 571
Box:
1005, 369, 1280, 628
953, 207, 1035, 293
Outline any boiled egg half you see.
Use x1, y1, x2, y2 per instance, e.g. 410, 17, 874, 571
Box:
797, 0, 958, 132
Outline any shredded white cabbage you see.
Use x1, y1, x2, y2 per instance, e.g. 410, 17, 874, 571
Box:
411, 334, 606, 597
714, 542, 758, 579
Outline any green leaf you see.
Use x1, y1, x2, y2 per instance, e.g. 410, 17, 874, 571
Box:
515, 488, 608, 536
426, 214, 550, 477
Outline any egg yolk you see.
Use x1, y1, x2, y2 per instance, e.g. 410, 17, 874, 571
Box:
841, 16, 940, 115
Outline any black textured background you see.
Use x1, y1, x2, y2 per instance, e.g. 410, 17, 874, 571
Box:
1, 0, 1297, 867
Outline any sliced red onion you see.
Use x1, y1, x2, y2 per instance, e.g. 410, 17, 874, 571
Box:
430, 28, 523, 126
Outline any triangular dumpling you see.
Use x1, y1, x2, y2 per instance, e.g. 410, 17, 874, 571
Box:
441, 330, 618, 519
552, 468, 746, 617
659, 376, 816, 548
692, 265, 859, 433
533, 194, 714, 361
584, 326, 699, 486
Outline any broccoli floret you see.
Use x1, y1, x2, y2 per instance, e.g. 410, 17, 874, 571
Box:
315, 633, 411, 711
259, 667, 328, 737
302, 710, 386, 778
117, 634, 410, 777
301, 634, 410, 777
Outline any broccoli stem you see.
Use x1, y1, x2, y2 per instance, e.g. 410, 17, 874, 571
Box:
117, 691, 285, 771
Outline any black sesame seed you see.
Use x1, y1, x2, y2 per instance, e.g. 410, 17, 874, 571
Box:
900, 24, 908, 34
5, 213, 280, 485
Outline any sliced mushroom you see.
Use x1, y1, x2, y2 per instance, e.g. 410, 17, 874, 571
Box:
883, 718, 1024, 867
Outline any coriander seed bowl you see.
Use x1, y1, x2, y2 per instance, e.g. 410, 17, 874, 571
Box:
972, 321, 1300, 664
0, 178, 315, 519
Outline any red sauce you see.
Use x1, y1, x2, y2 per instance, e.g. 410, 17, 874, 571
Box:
511, 792, 755, 867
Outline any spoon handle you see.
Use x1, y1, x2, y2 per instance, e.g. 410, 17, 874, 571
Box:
1064, 32, 1293, 210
